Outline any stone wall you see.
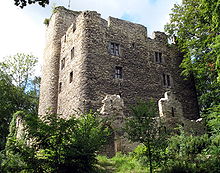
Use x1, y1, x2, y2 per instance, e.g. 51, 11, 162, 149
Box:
38, 7, 80, 115
159, 92, 206, 135
99, 94, 138, 156
39, 6, 199, 120
38, 7, 201, 155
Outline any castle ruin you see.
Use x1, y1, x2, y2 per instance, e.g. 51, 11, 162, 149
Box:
38, 6, 200, 153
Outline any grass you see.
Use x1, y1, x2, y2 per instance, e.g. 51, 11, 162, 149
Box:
95, 153, 150, 173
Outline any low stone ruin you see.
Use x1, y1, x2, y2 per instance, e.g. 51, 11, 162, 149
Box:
158, 91, 206, 135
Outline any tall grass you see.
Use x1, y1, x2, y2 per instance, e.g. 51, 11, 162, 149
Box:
96, 153, 149, 173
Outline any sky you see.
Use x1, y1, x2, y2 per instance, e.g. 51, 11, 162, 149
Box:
0, 0, 181, 75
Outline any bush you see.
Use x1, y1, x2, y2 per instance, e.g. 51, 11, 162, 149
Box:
43, 18, 50, 26
96, 153, 150, 173
133, 144, 147, 158
160, 126, 220, 173
125, 100, 168, 172
160, 160, 195, 173
2, 111, 110, 173
132, 144, 148, 164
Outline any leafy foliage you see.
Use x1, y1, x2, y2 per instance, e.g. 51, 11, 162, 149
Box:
160, 126, 220, 173
0, 72, 38, 151
1, 111, 110, 173
0, 53, 38, 90
165, 0, 220, 112
133, 144, 147, 160
206, 105, 220, 137
96, 153, 149, 173
0, 53, 39, 151
14, 0, 49, 8
125, 100, 167, 173
164, 2, 220, 171
43, 18, 50, 26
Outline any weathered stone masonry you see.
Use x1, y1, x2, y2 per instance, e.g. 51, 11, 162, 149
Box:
39, 6, 199, 120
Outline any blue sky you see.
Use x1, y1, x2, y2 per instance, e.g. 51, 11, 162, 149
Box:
0, 0, 181, 75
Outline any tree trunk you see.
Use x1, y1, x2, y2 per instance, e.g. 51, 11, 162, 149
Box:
147, 140, 153, 173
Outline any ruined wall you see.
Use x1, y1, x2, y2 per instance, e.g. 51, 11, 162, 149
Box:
38, 7, 201, 156
57, 9, 198, 119
99, 94, 139, 156
147, 35, 199, 120
40, 7, 199, 120
159, 92, 206, 135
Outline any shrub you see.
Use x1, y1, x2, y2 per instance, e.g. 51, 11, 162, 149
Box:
125, 100, 168, 173
2, 111, 110, 173
160, 126, 220, 173
43, 18, 50, 26
132, 144, 148, 164
97, 153, 149, 173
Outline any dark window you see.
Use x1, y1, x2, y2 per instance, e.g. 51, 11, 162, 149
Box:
163, 73, 166, 86
132, 43, 135, 48
115, 66, 122, 79
110, 43, 120, 56
70, 71, 73, 83
167, 74, 171, 86
71, 47, 74, 59
64, 35, 66, 42
59, 82, 62, 93
118, 92, 122, 97
171, 107, 175, 117
73, 26, 76, 32
163, 73, 171, 87
61, 58, 65, 70
155, 52, 162, 63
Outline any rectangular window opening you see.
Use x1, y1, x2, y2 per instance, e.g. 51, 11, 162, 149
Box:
159, 52, 162, 63
171, 107, 175, 117
71, 47, 74, 59
155, 52, 158, 62
110, 43, 114, 54
115, 66, 122, 79
70, 71, 73, 83
132, 43, 135, 48
163, 73, 171, 88
115, 44, 119, 56
167, 75, 171, 87
59, 82, 62, 93
61, 58, 65, 70
163, 73, 166, 86
155, 52, 162, 63
110, 43, 120, 56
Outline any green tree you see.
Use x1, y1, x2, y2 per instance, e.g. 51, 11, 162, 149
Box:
165, 4, 220, 172
200, 0, 220, 82
125, 100, 167, 173
165, 0, 220, 112
14, 0, 49, 8
206, 105, 220, 155
0, 53, 39, 151
0, 71, 37, 151
161, 124, 220, 173
0, 53, 38, 91
2, 111, 110, 173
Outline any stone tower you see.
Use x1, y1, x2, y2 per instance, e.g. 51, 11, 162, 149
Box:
39, 6, 199, 120
39, 7, 80, 115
